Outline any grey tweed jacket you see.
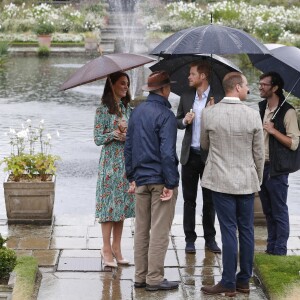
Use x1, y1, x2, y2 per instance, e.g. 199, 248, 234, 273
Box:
200, 97, 265, 194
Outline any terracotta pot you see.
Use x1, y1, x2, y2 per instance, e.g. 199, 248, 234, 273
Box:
37, 35, 52, 48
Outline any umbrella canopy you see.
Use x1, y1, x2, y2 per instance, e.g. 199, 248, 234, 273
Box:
249, 45, 300, 98
150, 24, 270, 56
150, 54, 241, 96
60, 53, 156, 91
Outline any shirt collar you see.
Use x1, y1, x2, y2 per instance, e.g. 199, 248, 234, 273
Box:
195, 85, 210, 100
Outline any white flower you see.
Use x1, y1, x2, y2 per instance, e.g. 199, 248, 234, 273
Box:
17, 130, 28, 139
26, 119, 32, 124
56, 130, 60, 137
47, 133, 52, 140
9, 128, 16, 134
40, 119, 44, 124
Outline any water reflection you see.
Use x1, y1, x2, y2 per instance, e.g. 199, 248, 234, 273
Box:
0, 56, 299, 219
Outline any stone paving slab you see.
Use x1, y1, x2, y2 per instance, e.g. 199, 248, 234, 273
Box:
52, 225, 87, 237
37, 272, 133, 300
33, 250, 59, 266
57, 257, 102, 271
2, 213, 300, 299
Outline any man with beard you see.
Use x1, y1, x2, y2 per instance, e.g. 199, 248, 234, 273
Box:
258, 71, 300, 256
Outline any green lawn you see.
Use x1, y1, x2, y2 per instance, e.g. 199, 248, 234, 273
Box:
254, 253, 300, 299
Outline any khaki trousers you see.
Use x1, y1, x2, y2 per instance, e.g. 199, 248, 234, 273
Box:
134, 184, 177, 285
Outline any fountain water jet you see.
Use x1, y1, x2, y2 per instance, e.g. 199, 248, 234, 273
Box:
107, 0, 149, 100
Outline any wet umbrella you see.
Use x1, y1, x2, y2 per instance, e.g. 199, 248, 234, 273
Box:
249, 45, 300, 99
60, 53, 155, 91
150, 24, 270, 56
150, 54, 241, 96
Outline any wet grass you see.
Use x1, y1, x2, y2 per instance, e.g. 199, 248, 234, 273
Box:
13, 256, 39, 300
254, 253, 300, 299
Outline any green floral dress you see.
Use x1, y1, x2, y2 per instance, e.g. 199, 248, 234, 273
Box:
94, 102, 135, 222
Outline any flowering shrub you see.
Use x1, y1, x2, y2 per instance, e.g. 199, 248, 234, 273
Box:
0, 234, 17, 281
34, 21, 55, 35
0, 2, 107, 36
1, 119, 60, 182
142, 0, 300, 45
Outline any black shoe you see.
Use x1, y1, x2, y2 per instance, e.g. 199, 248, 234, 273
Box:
145, 279, 179, 291
205, 240, 221, 253
236, 282, 250, 294
185, 242, 196, 253
134, 282, 146, 288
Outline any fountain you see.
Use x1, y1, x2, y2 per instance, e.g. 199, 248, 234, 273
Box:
103, 0, 150, 100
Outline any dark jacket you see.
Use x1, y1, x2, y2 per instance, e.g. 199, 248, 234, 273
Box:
124, 93, 179, 189
259, 97, 296, 176
176, 87, 224, 165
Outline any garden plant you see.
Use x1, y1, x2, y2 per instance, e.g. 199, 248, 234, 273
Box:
1, 119, 60, 182
0, 234, 17, 284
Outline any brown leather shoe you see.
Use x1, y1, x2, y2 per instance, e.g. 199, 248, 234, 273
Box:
236, 282, 250, 294
201, 282, 236, 297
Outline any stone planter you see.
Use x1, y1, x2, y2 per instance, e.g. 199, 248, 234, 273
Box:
3, 175, 55, 225
254, 192, 266, 226
37, 35, 51, 48
84, 37, 98, 51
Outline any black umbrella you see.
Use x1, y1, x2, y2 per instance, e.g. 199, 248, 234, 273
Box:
150, 54, 241, 96
150, 24, 270, 56
249, 45, 300, 99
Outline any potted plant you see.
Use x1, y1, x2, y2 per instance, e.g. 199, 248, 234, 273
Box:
1, 119, 60, 225
0, 234, 17, 296
34, 21, 55, 48
84, 30, 100, 51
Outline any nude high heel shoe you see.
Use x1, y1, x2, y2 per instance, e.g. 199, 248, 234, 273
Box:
100, 249, 117, 268
112, 251, 129, 265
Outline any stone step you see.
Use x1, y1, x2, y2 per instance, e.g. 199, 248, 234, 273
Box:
101, 33, 145, 41
101, 27, 145, 34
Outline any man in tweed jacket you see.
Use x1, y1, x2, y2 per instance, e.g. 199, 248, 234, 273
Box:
200, 72, 264, 296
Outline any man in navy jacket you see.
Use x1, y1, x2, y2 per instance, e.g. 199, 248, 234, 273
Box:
125, 71, 179, 292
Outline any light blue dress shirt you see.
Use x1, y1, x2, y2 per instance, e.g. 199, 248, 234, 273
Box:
191, 86, 210, 150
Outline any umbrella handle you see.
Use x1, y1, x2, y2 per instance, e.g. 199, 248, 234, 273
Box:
271, 76, 300, 120
108, 75, 122, 117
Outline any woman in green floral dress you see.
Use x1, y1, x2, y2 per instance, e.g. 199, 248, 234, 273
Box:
94, 71, 135, 268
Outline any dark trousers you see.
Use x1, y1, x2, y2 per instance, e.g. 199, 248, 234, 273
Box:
212, 191, 254, 290
259, 164, 289, 255
182, 151, 216, 243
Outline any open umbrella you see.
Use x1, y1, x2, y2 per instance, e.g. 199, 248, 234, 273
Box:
150, 24, 270, 56
249, 45, 300, 99
60, 53, 156, 91
150, 54, 241, 96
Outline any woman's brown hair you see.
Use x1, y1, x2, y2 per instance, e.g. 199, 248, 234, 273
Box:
101, 71, 131, 116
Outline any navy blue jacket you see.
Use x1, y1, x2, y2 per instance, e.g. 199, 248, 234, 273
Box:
124, 93, 179, 189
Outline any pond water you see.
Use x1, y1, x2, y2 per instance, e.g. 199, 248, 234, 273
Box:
0, 56, 299, 218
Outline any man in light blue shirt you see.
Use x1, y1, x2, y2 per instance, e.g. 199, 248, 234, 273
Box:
177, 61, 223, 254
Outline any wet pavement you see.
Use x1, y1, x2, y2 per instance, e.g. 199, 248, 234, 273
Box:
1, 212, 300, 299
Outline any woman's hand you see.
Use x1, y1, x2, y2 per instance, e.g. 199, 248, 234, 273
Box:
113, 130, 126, 142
